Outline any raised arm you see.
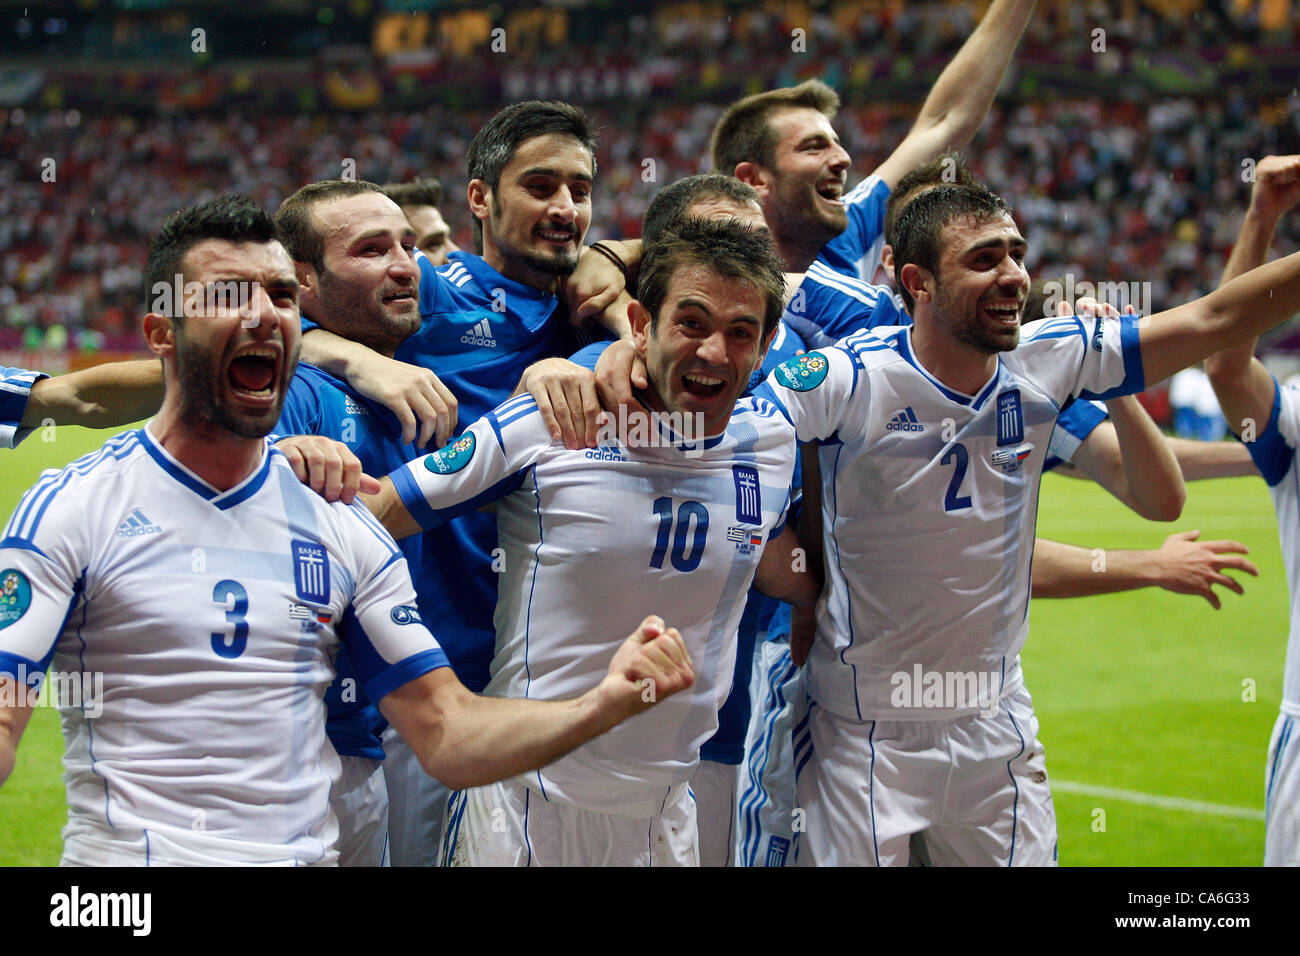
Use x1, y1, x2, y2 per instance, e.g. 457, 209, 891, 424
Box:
1068, 397, 1185, 521
21, 359, 162, 430
872, 0, 1037, 190
300, 328, 457, 449
377, 615, 693, 790
1204, 155, 1300, 436
1031, 533, 1257, 608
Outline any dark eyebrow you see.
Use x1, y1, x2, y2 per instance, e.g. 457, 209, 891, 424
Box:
519, 166, 594, 184
965, 235, 1028, 255
350, 228, 415, 245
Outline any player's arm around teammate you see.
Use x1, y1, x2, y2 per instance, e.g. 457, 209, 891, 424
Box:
372, 615, 693, 791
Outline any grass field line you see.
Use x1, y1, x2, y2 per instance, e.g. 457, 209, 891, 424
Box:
1053, 779, 1265, 820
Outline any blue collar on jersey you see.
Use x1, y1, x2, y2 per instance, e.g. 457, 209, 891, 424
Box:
138, 423, 273, 509
897, 326, 1001, 410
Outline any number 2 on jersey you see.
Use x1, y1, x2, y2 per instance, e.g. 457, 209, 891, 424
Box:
649, 497, 709, 572
941, 443, 973, 512
211, 579, 249, 659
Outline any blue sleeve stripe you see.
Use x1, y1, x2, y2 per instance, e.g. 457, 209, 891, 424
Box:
11, 432, 140, 540
0, 535, 50, 560
1078, 314, 1145, 401
1056, 400, 1108, 441
494, 394, 535, 419
348, 501, 403, 559
392, 465, 442, 531
364, 647, 451, 704
1247, 378, 1294, 487
494, 402, 540, 431
487, 412, 506, 453
428, 469, 529, 525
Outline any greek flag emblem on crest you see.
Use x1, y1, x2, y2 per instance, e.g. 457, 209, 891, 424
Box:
997, 390, 1024, 447
733, 465, 762, 524
292, 540, 331, 605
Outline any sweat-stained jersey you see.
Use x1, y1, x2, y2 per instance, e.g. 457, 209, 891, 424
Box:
0, 425, 448, 865
390, 395, 796, 816
755, 314, 1144, 721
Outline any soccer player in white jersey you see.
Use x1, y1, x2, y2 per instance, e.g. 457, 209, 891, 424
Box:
759, 179, 1300, 866
0, 196, 694, 866
1204, 154, 1300, 866
365, 219, 818, 865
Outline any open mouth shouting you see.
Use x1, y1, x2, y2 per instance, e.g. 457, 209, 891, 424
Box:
681, 371, 728, 399
226, 346, 282, 405
816, 178, 846, 207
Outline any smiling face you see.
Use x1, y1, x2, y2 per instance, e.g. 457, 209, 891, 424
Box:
632, 263, 774, 437
166, 238, 301, 439
757, 107, 850, 253
925, 212, 1029, 354
471, 132, 594, 289
300, 192, 422, 357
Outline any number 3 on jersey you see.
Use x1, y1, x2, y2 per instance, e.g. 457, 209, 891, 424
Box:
211, 579, 249, 659
941, 443, 973, 512
650, 497, 709, 572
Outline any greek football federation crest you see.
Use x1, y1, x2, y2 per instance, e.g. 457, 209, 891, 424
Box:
773, 353, 828, 392
424, 433, 476, 474
996, 390, 1024, 446
0, 569, 31, 630
733, 465, 762, 524
292, 540, 331, 605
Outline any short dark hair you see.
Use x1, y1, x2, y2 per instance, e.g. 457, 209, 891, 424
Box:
145, 195, 280, 315
465, 101, 599, 252
637, 218, 786, 341
275, 179, 386, 271
642, 175, 761, 246
383, 177, 444, 210
884, 153, 980, 249
710, 79, 840, 176
891, 183, 1016, 314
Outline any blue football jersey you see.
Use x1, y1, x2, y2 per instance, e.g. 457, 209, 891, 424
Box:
1, 366, 47, 449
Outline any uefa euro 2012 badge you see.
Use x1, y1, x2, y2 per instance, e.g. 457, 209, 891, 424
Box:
774, 353, 829, 391
0, 569, 31, 631
424, 432, 476, 475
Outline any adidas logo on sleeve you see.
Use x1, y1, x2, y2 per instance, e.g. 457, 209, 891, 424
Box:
459, 318, 498, 348
885, 407, 924, 432
115, 508, 163, 537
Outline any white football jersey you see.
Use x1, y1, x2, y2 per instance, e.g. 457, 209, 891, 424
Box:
760, 315, 1144, 721
1242, 378, 1300, 717
0, 425, 447, 865
392, 395, 796, 817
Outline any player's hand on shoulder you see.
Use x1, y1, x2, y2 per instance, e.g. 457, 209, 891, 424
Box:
276, 435, 381, 505
1150, 529, 1259, 610
518, 358, 602, 450
594, 339, 650, 422
596, 615, 694, 723
563, 245, 628, 324
349, 354, 458, 449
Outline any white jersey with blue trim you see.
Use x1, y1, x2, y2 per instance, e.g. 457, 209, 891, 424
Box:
391, 395, 796, 817
1241, 377, 1300, 717
0, 424, 447, 865
1, 366, 47, 450
757, 314, 1145, 722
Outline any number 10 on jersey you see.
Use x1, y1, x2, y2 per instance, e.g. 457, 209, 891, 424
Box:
650, 497, 709, 573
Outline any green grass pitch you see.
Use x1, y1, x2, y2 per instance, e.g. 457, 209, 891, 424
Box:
0, 424, 1285, 865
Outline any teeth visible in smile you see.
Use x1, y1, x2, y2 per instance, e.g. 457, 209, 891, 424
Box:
685, 373, 723, 386
539, 231, 573, 241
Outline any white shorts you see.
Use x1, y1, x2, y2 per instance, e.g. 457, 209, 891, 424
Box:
691, 759, 737, 867
1265, 711, 1299, 866
439, 778, 699, 867
383, 727, 452, 866
734, 638, 805, 867
794, 683, 1057, 867
333, 755, 389, 867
